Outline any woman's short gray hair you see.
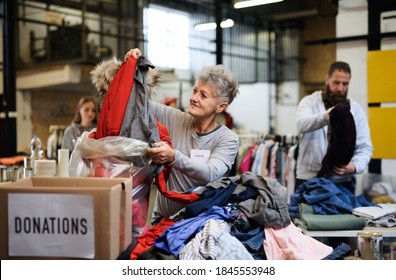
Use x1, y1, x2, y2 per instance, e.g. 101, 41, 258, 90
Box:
195, 65, 239, 105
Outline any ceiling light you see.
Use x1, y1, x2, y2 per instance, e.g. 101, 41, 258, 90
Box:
234, 0, 283, 9
220, 19, 234, 28
194, 19, 234, 31
194, 22, 217, 31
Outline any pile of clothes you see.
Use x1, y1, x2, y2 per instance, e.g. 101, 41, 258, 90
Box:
87, 55, 352, 260
126, 172, 350, 260
289, 177, 396, 230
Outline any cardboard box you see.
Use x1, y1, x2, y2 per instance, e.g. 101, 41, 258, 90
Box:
0, 176, 132, 260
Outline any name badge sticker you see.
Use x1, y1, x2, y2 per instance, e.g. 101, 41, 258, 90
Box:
190, 149, 211, 163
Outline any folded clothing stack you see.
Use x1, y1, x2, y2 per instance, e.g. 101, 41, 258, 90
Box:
352, 203, 396, 220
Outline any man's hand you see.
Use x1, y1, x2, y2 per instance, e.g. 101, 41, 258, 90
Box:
333, 162, 356, 176
326, 106, 334, 115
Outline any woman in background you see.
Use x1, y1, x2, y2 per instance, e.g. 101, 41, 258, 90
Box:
61, 95, 98, 152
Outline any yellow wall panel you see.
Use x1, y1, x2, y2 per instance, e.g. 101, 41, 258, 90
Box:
368, 107, 396, 159
367, 49, 396, 103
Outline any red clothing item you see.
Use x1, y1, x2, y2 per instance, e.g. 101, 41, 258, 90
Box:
93, 57, 137, 139
0, 155, 25, 165
239, 144, 256, 173
130, 218, 175, 260
90, 56, 201, 205
154, 165, 201, 204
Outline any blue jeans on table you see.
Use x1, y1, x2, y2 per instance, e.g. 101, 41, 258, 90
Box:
295, 176, 356, 195
230, 211, 266, 260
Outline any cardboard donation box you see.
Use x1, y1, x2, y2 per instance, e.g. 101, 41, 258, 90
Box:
0, 176, 132, 260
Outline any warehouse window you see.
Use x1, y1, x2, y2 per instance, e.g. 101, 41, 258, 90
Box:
144, 6, 190, 70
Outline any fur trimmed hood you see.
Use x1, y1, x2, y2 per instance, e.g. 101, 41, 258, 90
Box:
90, 56, 161, 103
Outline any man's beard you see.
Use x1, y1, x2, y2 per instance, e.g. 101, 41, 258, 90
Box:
323, 85, 347, 107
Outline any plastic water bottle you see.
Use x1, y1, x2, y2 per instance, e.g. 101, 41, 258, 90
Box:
30, 134, 44, 161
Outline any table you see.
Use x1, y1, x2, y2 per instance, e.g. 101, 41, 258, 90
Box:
301, 226, 396, 238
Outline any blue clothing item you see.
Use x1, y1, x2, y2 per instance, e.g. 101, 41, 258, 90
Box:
266, 144, 274, 174
250, 142, 265, 174
154, 206, 232, 257
230, 212, 266, 260
179, 219, 254, 260
290, 177, 376, 215
184, 182, 237, 218
217, 231, 255, 260
322, 242, 352, 260
339, 178, 356, 194
287, 205, 300, 219
296, 176, 357, 195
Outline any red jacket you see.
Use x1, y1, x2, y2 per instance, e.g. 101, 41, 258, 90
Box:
91, 56, 200, 204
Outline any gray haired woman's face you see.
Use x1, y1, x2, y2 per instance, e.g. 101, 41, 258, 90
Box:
188, 81, 223, 119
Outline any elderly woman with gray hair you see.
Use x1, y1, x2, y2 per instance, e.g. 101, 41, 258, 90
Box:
121, 48, 240, 221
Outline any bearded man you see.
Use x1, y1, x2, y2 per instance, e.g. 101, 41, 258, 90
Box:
294, 61, 373, 194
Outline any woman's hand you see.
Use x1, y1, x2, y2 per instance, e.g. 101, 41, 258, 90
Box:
146, 141, 175, 164
124, 48, 142, 61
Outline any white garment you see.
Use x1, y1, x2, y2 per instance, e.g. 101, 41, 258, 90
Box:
179, 219, 254, 260
352, 203, 396, 220
286, 144, 297, 204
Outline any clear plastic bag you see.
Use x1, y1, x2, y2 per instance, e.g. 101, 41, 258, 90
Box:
69, 130, 150, 178
69, 131, 154, 243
